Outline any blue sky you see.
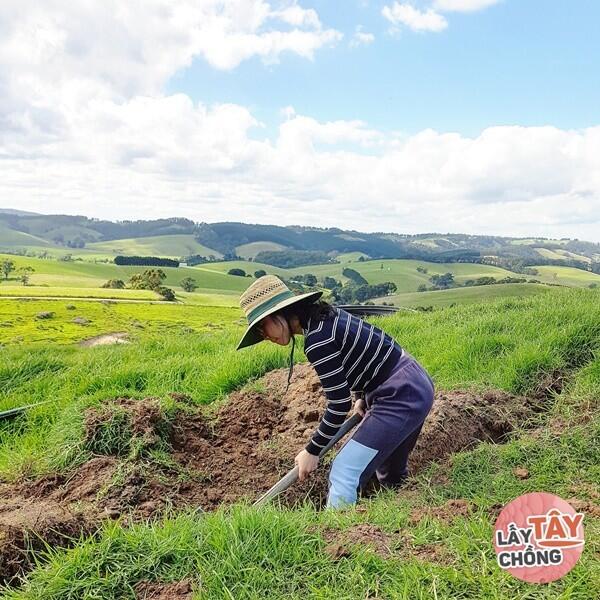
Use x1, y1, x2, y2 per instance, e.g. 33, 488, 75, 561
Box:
1, 1, 599, 240
168, 1, 600, 137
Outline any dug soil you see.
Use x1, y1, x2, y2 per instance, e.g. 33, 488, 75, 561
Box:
0, 363, 543, 584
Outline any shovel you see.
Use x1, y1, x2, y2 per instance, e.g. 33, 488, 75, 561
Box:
253, 412, 363, 507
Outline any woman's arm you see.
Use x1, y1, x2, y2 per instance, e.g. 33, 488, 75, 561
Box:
304, 339, 353, 456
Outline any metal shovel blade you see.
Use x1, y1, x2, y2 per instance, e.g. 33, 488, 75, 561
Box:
253, 412, 363, 507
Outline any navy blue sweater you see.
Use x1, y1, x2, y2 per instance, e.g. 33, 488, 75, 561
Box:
302, 306, 403, 455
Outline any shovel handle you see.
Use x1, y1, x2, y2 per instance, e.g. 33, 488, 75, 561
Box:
253, 412, 363, 507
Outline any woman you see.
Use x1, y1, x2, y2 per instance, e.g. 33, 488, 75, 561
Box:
236, 274, 434, 508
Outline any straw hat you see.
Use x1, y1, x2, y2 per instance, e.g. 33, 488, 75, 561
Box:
236, 274, 323, 350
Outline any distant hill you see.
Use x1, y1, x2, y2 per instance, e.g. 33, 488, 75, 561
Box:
0, 208, 42, 216
1, 209, 599, 273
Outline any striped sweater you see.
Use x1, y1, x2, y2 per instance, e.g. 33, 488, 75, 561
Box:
302, 306, 403, 455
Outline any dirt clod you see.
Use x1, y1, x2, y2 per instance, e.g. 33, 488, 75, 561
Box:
135, 579, 194, 599
513, 467, 530, 479
78, 332, 130, 347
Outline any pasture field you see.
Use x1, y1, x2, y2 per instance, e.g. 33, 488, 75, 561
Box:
3, 253, 599, 311
0, 287, 598, 598
0, 253, 249, 295
376, 282, 553, 308
235, 241, 288, 258
0, 223, 58, 250
85, 234, 222, 260
199, 258, 530, 293
0, 286, 159, 301
0, 299, 242, 346
530, 265, 600, 287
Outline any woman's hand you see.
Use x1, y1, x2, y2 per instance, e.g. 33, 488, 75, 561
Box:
295, 449, 319, 481
353, 395, 366, 417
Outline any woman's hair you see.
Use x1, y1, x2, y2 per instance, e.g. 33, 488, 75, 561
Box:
278, 297, 336, 330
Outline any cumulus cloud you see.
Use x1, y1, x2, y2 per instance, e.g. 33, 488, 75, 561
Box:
382, 3, 448, 32
1, 1, 599, 242
433, 0, 502, 12
382, 0, 501, 34
350, 26, 375, 47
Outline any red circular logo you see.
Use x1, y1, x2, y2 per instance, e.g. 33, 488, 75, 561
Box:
494, 492, 585, 583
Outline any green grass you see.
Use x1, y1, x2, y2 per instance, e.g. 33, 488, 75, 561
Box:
378, 283, 553, 308
555, 249, 592, 263
1, 288, 599, 599
336, 252, 370, 262
0, 298, 242, 346
535, 247, 570, 261
200, 258, 529, 293
0, 223, 59, 249
531, 265, 600, 287
0, 253, 250, 294
0, 286, 159, 300
86, 234, 223, 259
235, 241, 288, 258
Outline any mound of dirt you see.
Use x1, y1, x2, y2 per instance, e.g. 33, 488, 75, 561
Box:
0, 363, 543, 584
78, 332, 130, 347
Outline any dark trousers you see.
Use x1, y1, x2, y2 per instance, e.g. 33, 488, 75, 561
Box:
326, 350, 435, 508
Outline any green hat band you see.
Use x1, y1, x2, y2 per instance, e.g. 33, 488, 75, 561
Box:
246, 289, 295, 323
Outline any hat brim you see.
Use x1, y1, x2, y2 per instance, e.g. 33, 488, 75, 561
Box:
236, 289, 323, 350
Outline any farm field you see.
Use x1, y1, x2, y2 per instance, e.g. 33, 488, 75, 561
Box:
0, 286, 159, 301
0, 253, 250, 295
530, 265, 600, 287
85, 234, 222, 260
199, 258, 532, 293
0, 287, 598, 598
0, 298, 242, 346
376, 282, 553, 308
235, 241, 288, 258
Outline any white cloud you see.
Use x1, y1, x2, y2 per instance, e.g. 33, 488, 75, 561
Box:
433, 0, 502, 13
350, 26, 375, 47
382, 3, 448, 33
1, 1, 599, 242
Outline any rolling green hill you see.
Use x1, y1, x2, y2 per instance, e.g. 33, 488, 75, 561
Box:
235, 241, 288, 258
199, 258, 532, 294
377, 283, 553, 308
530, 265, 600, 287
86, 234, 222, 259
0, 253, 249, 295
0, 222, 60, 249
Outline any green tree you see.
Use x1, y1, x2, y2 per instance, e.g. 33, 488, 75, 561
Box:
180, 277, 198, 292
254, 269, 267, 278
128, 269, 166, 290
1, 259, 15, 280
322, 276, 339, 289
228, 268, 246, 277
156, 286, 176, 301
18, 266, 34, 286
429, 272, 455, 289
102, 279, 125, 289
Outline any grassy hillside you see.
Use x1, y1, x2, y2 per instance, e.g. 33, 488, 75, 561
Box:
0, 253, 249, 295
86, 234, 222, 259
0, 299, 241, 346
0, 223, 59, 249
200, 258, 535, 293
235, 241, 288, 258
0, 287, 598, 598
377, 282, 553, 308
531, 265, 600, 287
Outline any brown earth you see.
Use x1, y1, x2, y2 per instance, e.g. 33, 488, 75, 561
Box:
0, 362, 543, 584
78, 332, 130, 347
134, 579, 195, 599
